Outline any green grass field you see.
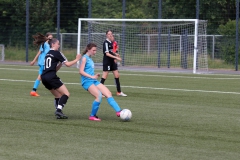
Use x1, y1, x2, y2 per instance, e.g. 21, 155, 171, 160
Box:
0, 63, 240, 160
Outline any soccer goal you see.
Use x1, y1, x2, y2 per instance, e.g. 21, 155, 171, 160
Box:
77, 18, 208, 73
0, 44, 5, 61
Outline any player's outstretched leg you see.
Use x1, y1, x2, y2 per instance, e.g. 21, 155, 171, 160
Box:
107, 97, 121, 117
89, 101, 101, 121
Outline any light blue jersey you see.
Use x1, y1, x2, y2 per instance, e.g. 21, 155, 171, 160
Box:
80, 53, 121, 116
38, 42, 50, 65
81, 54, 95, 85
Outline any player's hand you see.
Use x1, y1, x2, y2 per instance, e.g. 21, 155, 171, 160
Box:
30, 61, 35, 66
76, 54, 82, 60
116, 56, 122, 61
92, 73, 100, 79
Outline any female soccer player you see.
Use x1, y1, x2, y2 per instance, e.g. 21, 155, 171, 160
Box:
41, 38, 81, 119
100, 30, 127, 97
79, 43, 122, 121
30, 32, 53, 97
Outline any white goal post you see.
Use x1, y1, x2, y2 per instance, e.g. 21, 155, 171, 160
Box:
77, 18, 208, 73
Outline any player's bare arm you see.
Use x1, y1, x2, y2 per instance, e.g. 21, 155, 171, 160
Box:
106, 52, 121, 61
30, 50, 41, 66
64, 54, 81, 67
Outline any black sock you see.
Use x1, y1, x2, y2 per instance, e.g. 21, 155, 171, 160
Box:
115, 78, 121, 92
54, 98, 60, 109
32, 88, 37, 91
57, 109, 62, 112
100, 78, 105, 84
58, 95, 69, 109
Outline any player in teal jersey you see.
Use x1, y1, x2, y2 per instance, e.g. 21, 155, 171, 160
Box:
30, 32, 53, 97
79, 43, 122, 121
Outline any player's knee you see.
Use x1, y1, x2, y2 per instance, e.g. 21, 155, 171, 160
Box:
105, 92, 112, 98
65, 92, 70, 97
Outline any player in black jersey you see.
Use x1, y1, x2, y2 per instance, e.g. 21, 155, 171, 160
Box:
100, 30, 127, 97
41, 38, 81, 119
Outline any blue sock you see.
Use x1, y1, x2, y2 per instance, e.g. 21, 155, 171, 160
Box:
90, 101, 100, 116
107, 97, 121, 112
33, 79, 40, 91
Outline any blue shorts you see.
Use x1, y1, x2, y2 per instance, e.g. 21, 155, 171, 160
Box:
82, 80, 100, 90
38, 65, 44, 75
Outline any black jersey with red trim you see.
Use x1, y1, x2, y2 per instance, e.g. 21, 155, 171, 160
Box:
102, 39, 115, 65
42, 50, 67, 76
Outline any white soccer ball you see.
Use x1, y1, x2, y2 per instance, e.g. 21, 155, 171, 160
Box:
120, 109, 132, 121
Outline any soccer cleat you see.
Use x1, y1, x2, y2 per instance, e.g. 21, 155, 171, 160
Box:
89, 115, 101, 121
116, 92, 127, 97
55, 110, 68, 119
30, 91, 40, 97
116, 110, 121, 117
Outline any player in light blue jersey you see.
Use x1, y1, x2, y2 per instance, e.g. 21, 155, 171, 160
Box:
79, 43, 122, 121
30, 32, 53, 97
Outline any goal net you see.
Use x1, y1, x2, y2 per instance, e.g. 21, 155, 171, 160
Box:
77, 18, 208, 73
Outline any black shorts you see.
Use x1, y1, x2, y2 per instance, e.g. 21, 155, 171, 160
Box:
41, 74, 63, 90
103, 62, 118, 71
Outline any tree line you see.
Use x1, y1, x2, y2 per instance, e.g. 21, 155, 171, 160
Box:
0, 0, 237, 47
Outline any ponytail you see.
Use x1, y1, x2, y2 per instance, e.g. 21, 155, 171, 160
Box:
82, 48, 88, 55
32, 33, 48, 47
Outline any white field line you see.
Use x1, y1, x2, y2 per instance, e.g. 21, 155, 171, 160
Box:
1, 78, 240, 95
1, 67, 240, 80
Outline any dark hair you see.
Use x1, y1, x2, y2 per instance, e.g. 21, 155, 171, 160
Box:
82, 43, 97, 55
106, 30, 112, 35
45, 32, 52, 37
32, 33, 48, 47
48, 38, 59, 48
45, 32, 52, 40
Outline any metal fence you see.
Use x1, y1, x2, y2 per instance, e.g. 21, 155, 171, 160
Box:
0, 44, 4, 61
54, 32, 224, 59
0, 0, 239, 70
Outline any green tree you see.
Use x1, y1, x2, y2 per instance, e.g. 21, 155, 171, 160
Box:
217, 20, 239, 64
28, 0, 56, 35
0, 0, 16, 46
91, 0, 159, 19
92, 0, 122, 18
59, 0, 88, 32
0, 0, 88, 47
200, 0, 236, 34
0, 0, 57, 47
